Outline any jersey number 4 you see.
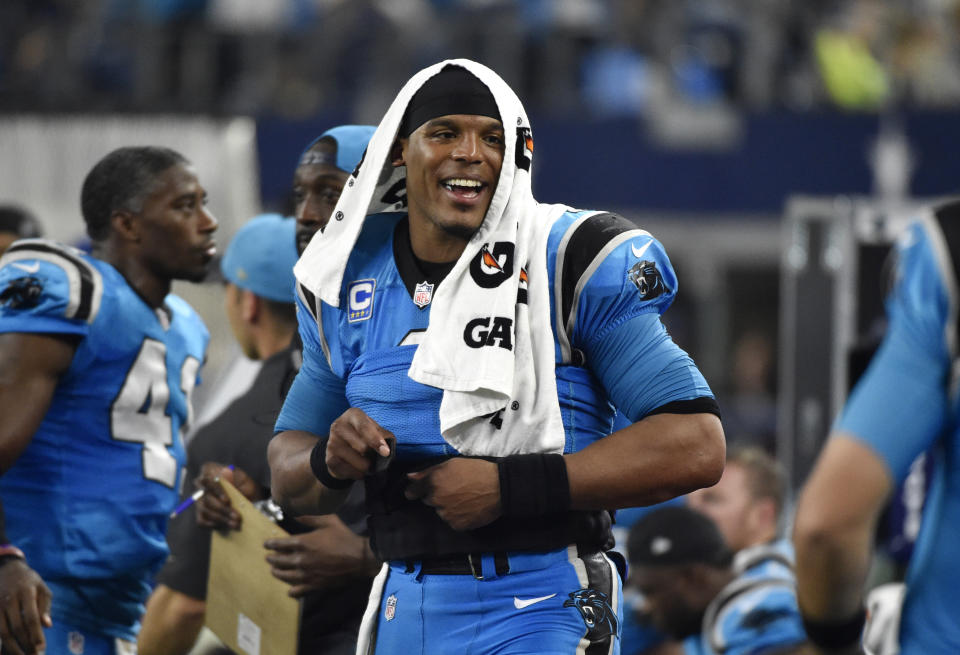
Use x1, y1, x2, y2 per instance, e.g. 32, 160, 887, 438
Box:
110, 339, 199, 488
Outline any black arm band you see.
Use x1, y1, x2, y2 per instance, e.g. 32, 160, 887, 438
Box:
498, 454, 570, 518
309, 437, 354, 490
801, 608, 866, 651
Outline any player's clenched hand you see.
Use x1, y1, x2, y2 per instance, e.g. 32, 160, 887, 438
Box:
263, 515, 378, 598
326, 408, 394, 481
0, 558, 52, 655
405, 458, 502, 531
194, 463, 261, 530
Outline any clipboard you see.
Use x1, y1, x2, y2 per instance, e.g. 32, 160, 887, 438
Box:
205, 479, 301, 655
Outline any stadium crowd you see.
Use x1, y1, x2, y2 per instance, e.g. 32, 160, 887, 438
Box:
3, 0, 960, 117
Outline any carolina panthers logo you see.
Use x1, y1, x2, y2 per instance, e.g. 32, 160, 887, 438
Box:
515, 126, 533, 171
563, 589, 618, 640
0, 276, 44, 309
628, 260, 667, 300
469, 242, 514, 289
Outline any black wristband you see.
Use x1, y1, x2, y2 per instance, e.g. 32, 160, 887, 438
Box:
0, 501, 7, 545
801, 608, 866, 651
309, 437, 354, 490
0, 555, 24, 569
498, 454, 570, 518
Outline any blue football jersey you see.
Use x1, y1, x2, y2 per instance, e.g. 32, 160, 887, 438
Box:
278, 210, 714, 458
684, 540, 806, 655
836, 207, 960, 653
0, 239, 209, 640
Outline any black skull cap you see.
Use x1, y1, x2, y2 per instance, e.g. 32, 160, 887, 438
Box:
399, 64, 500, 137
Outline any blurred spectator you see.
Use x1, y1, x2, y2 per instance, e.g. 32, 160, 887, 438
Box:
814, 0, 891, 110
688, 445, 786, 552
5, 0, 960, 115
890, 6, 960, 108
720, 331, 777, 452
628, 505, 809, 655
0, 204, 43, 256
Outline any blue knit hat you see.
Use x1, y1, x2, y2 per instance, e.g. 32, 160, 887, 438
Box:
220, 213, 298, 303
298, 125, 376, 174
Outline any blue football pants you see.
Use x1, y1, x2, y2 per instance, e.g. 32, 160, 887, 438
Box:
369, 546, 622, 655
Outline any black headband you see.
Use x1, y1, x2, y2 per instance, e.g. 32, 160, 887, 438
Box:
400, 65, 500, 137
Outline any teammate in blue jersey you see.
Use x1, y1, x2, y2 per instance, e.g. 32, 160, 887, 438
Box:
795, 201, 960, 655
0, 146, 217, 655
268, 59, 725, 654
620, 446, 802, 655
628, 506, 808, 655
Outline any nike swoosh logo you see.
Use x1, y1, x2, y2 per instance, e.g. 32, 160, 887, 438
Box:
631, 240, 652, 259
11, 261, 40, 273
514, 593, 557, 609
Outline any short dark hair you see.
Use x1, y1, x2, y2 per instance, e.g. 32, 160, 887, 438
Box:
262, 297, 297, 327
0, 205, 42, 238
727, 446, 786, 518
80, 146, 188, 241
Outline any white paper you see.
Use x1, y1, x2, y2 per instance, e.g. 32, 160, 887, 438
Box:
236, 612, 262, 655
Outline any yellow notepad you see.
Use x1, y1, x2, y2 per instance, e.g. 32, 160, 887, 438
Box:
205, 479, 300, 655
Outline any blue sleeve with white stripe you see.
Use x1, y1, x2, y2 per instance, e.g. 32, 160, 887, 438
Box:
275, 293, 349, 435
0, 240, 92, 336
837, 220, 952, 481
573, 233, 713, 420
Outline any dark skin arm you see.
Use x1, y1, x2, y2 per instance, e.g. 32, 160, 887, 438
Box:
195, 460, 380, 596
264, 514, 380, 598
0, 332, 78, 655
406, 412, 724, 530
271, 407, 724, 531
268, 409, 391, 517
193, 464, 263, 530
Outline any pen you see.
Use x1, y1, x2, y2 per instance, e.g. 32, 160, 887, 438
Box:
169, 489, 204, 518
169, 465, 234, 519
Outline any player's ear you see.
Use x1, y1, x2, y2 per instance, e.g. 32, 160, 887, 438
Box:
110, 209, 139, 242
390, 139, 407, 168
242, 289, 259, 323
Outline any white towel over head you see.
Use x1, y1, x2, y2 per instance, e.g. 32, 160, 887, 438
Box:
294, 59, 569, 457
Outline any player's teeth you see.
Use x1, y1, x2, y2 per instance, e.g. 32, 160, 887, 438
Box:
444, 178, 482, 188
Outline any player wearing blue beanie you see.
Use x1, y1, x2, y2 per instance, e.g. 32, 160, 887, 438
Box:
293, 125, 376, 255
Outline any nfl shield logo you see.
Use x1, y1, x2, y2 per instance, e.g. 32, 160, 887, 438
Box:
413, 281, 434, 308
68, 631, 85, 655
385, 594, 398, 621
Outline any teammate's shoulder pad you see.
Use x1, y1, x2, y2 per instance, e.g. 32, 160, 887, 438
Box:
0, 238, 103, 322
